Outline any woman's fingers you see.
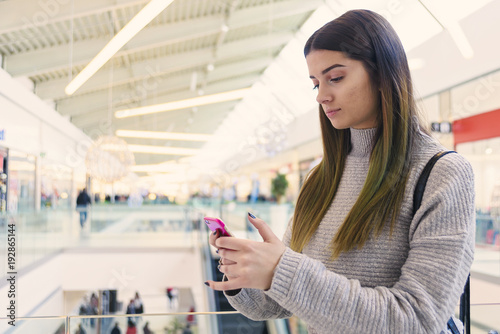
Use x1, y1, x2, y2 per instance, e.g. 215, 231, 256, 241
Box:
208, 230, 220, 248
205, 277, 248, 291
215, 234, 246, 250
217, 263, 240, 278
219, 256, 236, 266
206, 214, 286, 291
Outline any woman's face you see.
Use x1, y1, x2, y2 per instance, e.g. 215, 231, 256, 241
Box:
306, 49, 380, 129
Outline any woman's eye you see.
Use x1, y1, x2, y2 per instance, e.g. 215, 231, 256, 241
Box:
312, 84, 319, 90
330, 76, 343, 83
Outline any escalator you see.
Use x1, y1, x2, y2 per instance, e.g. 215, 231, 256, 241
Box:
210, 257, 269, 334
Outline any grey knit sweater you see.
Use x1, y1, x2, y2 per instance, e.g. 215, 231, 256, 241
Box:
225, 128, 475, 333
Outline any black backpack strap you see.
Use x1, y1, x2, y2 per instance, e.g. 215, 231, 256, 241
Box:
413, 150, 456, 215
446, 274, 470, 334
460, 274, 471, 333
413, 151, 470, 334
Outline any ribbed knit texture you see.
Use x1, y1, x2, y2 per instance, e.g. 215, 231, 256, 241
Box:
226, 128, 475, 334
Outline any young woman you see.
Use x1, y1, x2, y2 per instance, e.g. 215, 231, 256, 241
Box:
206, 9, 475, 334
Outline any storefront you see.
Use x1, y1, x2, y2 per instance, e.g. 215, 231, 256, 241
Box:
6, 150, 36, 213
0, 67, 90, 214
453, 108, 500, 248
0, 146, 7, 213
41, 161, 74, 210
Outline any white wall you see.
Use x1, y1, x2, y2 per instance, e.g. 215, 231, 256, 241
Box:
0, 68, 89, 172
0, 254, 63, 333
61, 249, 204, 305
450, 68, 500, 120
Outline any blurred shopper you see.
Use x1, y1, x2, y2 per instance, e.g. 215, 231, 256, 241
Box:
90, 293, 98, 313
142, 321, 154, 334
186, 306, 195, 325
182, 324, 193, 334
166, 287, 178, 311
78, 296, 91, 327
126, 320, 137, 334
134, 291, 144, 323
126, 299, 135, 324
206, 9, 475, 334
111, 322, 121, 334
76, 188, 91, 228
75, 323, 86, 334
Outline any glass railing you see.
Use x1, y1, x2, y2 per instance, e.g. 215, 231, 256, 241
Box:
469, 303, 500, 333
0, 210, 75, 276
0, 202, 499, 334
287, 304, 500, 334
0, 315, 66, 334
0, 312, 290, 334
68, 312, 219, 334
1, 308, 497, 334
0, 205, 203, 277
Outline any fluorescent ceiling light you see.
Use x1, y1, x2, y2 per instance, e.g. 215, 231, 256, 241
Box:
115, 87, 251, 118
116, 130, 212, 141
128, 144, 198, 156
65, 0, 174, 95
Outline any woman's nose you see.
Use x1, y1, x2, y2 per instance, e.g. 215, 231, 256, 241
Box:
316, 86, 332, 104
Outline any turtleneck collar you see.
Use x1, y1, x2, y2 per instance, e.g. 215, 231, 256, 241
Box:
349, 127, 377, 158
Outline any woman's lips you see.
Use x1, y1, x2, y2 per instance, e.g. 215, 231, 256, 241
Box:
325, 108, 340, 117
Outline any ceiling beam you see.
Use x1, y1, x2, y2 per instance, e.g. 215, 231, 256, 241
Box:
4, 0, 316, 76
0, 0, 148, 33
5, 15, 225, 77
39, 50, 278, 101
227, 0, 321, 28
32, 29, 289, 101
68, 74, 258, 128
35, 48, 212, 99
78, 103, 234, 143
54, 58, 268, 117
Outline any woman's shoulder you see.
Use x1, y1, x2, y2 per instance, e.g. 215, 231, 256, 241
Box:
410, 132, 474, 182
411, 131, 444, 160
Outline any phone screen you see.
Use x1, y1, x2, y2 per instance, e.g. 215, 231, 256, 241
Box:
204, 217, 232, 236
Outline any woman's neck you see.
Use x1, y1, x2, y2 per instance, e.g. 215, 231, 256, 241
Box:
349, 127, 377, 157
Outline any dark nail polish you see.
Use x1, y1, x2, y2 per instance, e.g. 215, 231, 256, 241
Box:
248, 212, 256, 219
216, 249, 219, 254
217, 264, 221, 270
204, 282, 209, 286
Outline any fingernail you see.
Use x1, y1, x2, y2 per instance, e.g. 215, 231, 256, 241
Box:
204, 282, 209, 286
215, 249, 219, 254
248, 212, 256, 219
217, 264, 221, 270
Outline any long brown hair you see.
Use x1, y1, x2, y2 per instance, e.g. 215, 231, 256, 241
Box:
291, 9, 425, 258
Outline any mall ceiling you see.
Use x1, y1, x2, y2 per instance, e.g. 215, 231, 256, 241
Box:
0, 0, 321, 165
1, 0, 500, 169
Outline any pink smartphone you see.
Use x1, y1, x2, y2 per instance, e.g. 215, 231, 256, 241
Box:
204, 217, 232, 237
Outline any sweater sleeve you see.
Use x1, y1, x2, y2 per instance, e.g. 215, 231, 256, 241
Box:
261, 153, 475, 333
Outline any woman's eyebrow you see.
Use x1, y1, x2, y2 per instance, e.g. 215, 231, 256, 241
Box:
309, 64, 346, 79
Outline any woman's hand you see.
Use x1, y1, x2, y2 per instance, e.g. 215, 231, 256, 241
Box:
209, 229, 237, 269
205, 214, 286, 291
